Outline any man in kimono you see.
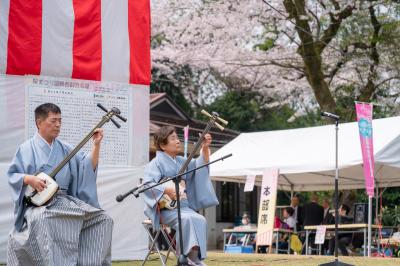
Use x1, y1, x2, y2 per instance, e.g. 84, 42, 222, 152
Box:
142, 126, 218, 266
7, 103, 113, 266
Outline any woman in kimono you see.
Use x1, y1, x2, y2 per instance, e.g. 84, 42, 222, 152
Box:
142, 126, 219, 266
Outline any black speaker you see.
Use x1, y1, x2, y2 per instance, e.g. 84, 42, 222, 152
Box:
353, 203, 374, 223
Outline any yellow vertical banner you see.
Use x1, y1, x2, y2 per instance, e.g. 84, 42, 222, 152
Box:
256, 168, 279, 248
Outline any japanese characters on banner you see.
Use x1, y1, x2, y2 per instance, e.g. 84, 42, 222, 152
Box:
355, 102, 375, 197
244, 175, 256, 192
256, 168, 279, 247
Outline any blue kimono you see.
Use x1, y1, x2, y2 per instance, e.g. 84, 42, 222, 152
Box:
8, 133, 100, 230
142, 151, 219, 259
7, 133, 113, 266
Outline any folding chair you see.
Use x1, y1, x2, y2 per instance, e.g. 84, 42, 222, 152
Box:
142, 219, 177, 266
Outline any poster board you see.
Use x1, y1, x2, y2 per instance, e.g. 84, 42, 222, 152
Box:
315, 225, 327, 244
25, 76, 133, 165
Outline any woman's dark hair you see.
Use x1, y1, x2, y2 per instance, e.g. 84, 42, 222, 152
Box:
35, 103, 61, 122
154, 126, 176, 151
285, 207, 295, 217
340, 204, 351, 215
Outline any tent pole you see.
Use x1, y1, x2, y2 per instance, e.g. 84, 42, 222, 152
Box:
375, 185, 379, 223
290, 185, 294, 199
368, 195, 372, 257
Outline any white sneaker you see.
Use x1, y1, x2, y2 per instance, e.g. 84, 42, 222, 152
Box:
187, 258, 197, 266
196, 261, 207, 266
187, 257, 206, 266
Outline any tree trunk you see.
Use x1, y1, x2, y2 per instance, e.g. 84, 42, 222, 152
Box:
284, 0, 336, 112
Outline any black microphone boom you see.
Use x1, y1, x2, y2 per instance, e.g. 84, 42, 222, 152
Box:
115, 153, 233, 203
321, 111, 340, 120
115, 183, 147, 202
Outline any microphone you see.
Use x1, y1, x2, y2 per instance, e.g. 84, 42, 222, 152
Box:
116, 193, 127, 202
116, 187, 139, 202
321, 111, 340, 120
116, 181, 149, 202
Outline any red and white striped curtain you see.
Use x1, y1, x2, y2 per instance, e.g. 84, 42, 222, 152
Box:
0, 0, 151, 85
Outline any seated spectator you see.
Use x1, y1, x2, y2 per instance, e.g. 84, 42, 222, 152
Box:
234, 213, 256, 230
283, 207, 296, 230
328, 204, 353, 256
275, 207, 296, 253
233, 213, 256, 245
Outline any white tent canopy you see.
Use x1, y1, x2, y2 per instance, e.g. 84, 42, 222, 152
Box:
210, 116, 400, 192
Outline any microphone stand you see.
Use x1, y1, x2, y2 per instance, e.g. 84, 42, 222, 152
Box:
116, 154, 232, 266
320, 116, 353, 266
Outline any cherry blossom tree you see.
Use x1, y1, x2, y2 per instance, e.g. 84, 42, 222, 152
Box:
151, 0, 400, 120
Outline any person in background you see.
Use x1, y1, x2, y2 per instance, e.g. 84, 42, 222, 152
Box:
235, 213, 257, 230
276, 207, 296, 253
282, 207, 296, 230
321, 198, 334, 254
302, 194, 324, 254
322, 198, 334, 225
303, 194, 324, 226
234, 213, 257, 246
291, 195, 303, 231
328, 204, 353, 256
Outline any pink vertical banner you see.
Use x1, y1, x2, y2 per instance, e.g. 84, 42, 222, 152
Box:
355, 102, 375, 197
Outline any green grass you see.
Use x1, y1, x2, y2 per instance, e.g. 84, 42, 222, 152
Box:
112, 252, 399, 266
